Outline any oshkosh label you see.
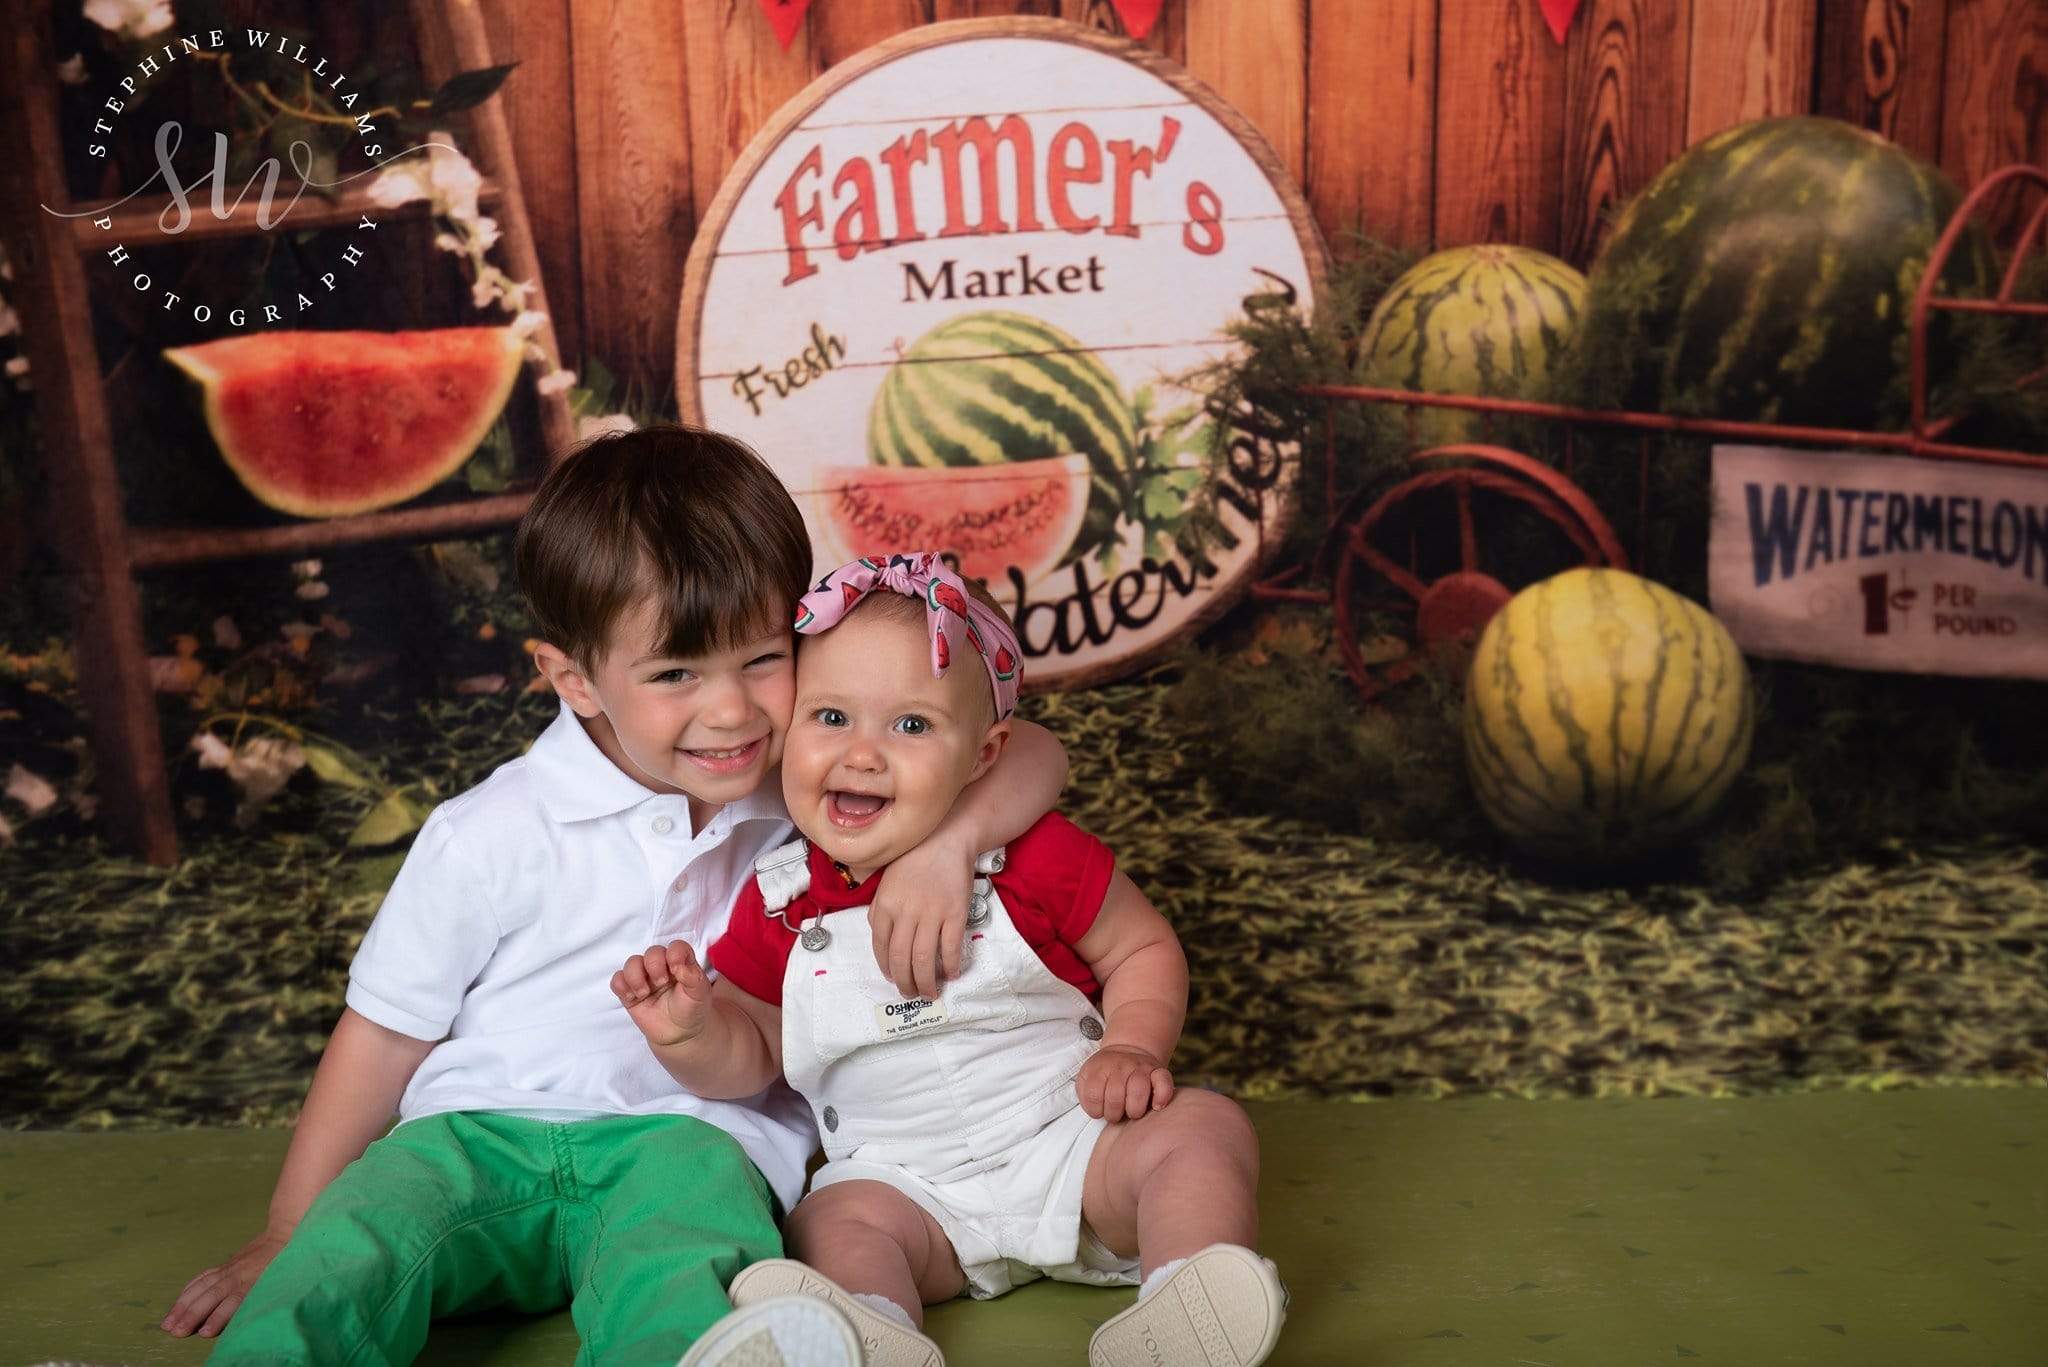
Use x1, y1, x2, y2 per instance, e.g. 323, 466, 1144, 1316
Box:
1709, 445, 2048, 680
679, 20, 1328, 689
876, 996, 950, 1038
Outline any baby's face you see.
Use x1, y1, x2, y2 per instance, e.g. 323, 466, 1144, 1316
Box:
782, 606, 1005, 880
573, 594, 795, 805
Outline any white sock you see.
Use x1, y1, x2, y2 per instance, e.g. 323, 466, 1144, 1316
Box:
1138, 1257, 1187, 1301
850, 1291, 915, 1329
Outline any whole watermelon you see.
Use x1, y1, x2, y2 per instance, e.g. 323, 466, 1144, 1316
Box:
868, 310, 1137, 556
1463, 568, 1753, 864
1580, 116, 1996, 428
1356, 245, 1586, 447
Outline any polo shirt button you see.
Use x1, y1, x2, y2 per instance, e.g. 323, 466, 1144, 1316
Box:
652, 815, 675, 835
822, 1105, 839, 1132
1079, 1016, 1104, 1040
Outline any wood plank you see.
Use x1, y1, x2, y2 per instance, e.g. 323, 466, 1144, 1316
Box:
1940, 0, 2047, 244
813, 0, 929, 68
1815, 0, 1948, 164
1684, 0, 1817, 145
681, 0, 824, 274
0, 3, 176, 864
1307, 0, 1435, 253
67, 182, 498, 248
1058, 0, 1188, 65
932, 0, 1059, 17
572, 0, 695, 401
1434, 0, 1567, 251
481, 0, 584, 372
130, 495, 536, 572
1561, 0, 1692, 266
1184, 0, 1307, 185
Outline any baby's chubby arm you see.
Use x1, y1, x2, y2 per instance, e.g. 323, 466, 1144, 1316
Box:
871, 717, 1068, 999
612, 942, 784, 1099
1072, 871, 1190, 1123
162, 1009, 435, 1338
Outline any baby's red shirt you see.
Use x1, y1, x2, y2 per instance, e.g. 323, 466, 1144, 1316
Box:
707, 812, 1116, 1006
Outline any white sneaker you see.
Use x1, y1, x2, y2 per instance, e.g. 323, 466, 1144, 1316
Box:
678, 1293, 862, 1367
728, 1257, 945, 1367
1089, 1244, 1287, 1367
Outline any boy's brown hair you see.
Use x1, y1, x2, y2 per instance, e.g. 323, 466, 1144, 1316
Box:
516, 425, 812, 667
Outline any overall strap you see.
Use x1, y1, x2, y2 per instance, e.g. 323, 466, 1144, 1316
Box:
752, 839, 811, 913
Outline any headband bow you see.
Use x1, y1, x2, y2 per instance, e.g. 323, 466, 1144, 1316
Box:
793, 552, 1020, 721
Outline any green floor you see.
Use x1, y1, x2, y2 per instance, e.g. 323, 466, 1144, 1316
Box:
3, 1090, 2042, 1365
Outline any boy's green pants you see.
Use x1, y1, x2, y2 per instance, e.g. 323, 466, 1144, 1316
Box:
209, 1110, 783, 1367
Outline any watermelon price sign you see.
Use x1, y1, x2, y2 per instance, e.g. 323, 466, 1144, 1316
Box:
1709, 445, 2048, 680
679, 18, 1327, 689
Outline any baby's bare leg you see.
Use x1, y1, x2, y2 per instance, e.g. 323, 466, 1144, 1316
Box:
783, 1179, 967, 1326
1080, 1088, 1261, 1272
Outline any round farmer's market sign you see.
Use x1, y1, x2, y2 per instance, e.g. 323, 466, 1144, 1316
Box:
678, 17, 1327, 689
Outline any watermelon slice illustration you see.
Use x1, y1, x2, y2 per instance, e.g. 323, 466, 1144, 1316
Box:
811, 452, 1091, 588
164, 327, 523, 518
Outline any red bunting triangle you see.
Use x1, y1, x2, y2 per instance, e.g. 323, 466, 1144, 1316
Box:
1538, 0, 1581, 45
757, 0, 813, 50
1110, 0, 1165, 41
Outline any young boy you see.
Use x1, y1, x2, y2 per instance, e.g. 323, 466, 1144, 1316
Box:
614, 552, 1287, 1367
161, 431, 1071, 1365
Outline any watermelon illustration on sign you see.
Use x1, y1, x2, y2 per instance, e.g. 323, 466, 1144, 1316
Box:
858, 310, 1141, 582
163, 328, 523, 519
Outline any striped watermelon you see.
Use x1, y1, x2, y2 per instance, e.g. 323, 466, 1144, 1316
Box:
1355, 245, 1585, 447
1581, 116, 1996, 428
867, 311, 1137, 558
1463, 568, 1753, 864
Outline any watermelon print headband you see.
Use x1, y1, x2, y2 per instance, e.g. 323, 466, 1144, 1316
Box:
793, 552, 1021, 722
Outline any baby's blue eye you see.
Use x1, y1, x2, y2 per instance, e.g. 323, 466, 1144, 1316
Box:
816, 707, 847, 727
894, 716, 930, 736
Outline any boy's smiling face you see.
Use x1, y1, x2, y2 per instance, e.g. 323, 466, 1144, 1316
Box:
782, 602, 1009, 882
540, 593, 796, 824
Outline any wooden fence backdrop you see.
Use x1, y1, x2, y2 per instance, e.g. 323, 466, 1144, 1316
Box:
451, 0, 2046, 399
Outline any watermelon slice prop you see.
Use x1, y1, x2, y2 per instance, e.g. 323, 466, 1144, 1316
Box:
163, 328, 524, 518
810, 453, 1092, 588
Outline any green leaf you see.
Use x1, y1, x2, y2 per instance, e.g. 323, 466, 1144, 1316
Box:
302, 744, 375, 790
348, 792, 429, 847
428, 63, 520, 117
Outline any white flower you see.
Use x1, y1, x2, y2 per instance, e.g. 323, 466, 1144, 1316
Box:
226, 737, 305, 821
57, 54, 88, 84
0, 301, 17, 337
425, 137, 483, 221
536, 368, 576, 397
290, 558, 322, 579
295, 580, 330, 601
509, 310, 549, 339
6, 764, 59, 816
4, 356, 28, 379
577, 412, 637, 441
84, 0, 174, 41
190, 731, 233, 769
367, 159, 429, 209
471, 215, 501, 251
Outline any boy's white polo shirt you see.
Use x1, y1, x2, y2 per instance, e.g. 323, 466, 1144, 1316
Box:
346, 702, 815, 1212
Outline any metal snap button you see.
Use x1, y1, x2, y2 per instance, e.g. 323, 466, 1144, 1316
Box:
1079, 1016, 1104, 1040
651, 815, 674, 835
822, 1105, 839, 1132
800, 923, 831, 951
966, 892, 991, 927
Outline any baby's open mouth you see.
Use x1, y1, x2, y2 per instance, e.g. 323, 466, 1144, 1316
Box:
827, 790, 890, 828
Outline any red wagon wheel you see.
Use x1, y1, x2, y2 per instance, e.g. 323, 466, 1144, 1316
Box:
1330, 445, 1628, 700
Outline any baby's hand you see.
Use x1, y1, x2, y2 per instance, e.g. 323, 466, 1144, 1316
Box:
1077, 1043, 1175, 1123
611, 941, 716, 1047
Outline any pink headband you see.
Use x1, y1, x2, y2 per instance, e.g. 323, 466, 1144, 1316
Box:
793, 552, 1020, 721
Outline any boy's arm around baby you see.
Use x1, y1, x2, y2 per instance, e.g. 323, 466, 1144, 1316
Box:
613, 941, 783, 1099
161, 1008, 436, 1338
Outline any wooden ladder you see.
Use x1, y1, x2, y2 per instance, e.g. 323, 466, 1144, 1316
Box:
0, 0, 577, 865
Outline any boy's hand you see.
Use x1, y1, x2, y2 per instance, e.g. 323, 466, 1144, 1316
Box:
162, 1227, 288, 1338
1077, 1043, 1175, 1123
869, 835, 972, 999
612, 941, 716, 1047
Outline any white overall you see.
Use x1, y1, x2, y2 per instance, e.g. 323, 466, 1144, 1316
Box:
755, 838, 1141, 1298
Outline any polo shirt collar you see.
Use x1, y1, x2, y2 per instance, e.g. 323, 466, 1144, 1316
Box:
527, 701, 789, 833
